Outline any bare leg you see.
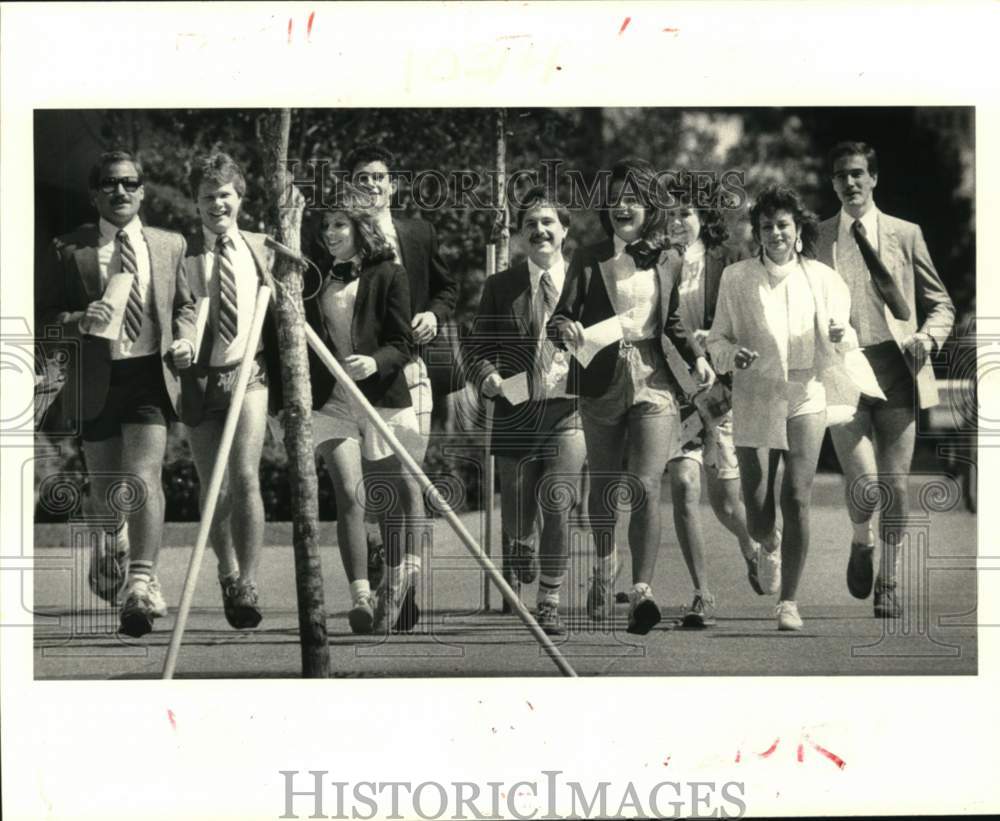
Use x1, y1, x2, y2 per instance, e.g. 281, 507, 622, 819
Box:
870, 406, 916, 585
624, 412, 677, 585
668, 457, 708, 591
705, 473, 757, 558
224, 390, 269, 585
317, 438, 367, 583
735, 446, 782, 545
185, 421, 238, 579
778, 411, 827, 601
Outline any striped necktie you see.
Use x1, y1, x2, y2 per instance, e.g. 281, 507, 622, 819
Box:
118, 230, 144, 342
216, 234, 239, 344
852, 220, 910, 321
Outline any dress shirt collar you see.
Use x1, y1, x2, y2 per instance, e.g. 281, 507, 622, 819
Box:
683, 238, 706, 262
527, 255, 566, 293
839, 204, 880, 239
202, 223, 242, 249
99, 215, 143, 244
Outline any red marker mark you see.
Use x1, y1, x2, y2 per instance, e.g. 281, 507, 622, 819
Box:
808, 738, 846, 770
287, 19, 293, 44
758, 738, 780, 758
663, 756, 671, 767
734, 749, 741, 763
663, 27, 680, 33
618, 17, 631, 35
797, 742, 804, 762
167, 709, 177, 730
526, 701, 534, 711
307, 11, 315, 41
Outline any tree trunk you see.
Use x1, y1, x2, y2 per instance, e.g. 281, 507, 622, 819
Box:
495, 109, 510, 271
260, 109, 330, 678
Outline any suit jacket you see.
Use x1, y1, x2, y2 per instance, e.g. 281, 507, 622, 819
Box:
392, 216, 457, 326
547, 238, 705, 398
178, 230, 283, 425
35, 222, 197, 423
465, 260, 575, 431
305, 258, 414, 409
701, 243, 744, 331
816, 211, 955, 408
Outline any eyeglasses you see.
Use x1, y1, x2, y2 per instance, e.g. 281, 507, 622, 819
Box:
353, 172, 388, 185
98, 177, 143, 194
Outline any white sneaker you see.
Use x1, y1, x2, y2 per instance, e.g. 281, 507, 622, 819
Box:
147, 576, 168, 618
757, 529, 782, 595
775, 600, 803, 631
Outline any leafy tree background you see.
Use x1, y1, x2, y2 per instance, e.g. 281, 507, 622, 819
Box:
33, 107, 974, 521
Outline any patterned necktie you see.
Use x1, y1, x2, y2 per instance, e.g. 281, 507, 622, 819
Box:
216, 234, 239, 344
118, 230, 143, 342
851, 220, 910, 321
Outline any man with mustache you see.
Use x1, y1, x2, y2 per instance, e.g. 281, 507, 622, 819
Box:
817, 141, 955, 618
345, 144, 457, 593
466, 186, 585, 634
36, 150, 197, 638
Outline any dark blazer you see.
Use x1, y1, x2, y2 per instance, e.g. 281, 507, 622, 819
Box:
392, 216, 457, 325
465, 260, 575, 439
701, 243, 744, 331
35, 222, 197, 423
548, 238, 704, 398
816, 211, 955, 408
305, 258, 414, 409
178, 229, 284, 425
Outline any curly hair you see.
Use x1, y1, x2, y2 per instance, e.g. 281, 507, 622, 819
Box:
304, 184, 396, 273
598, 157, 668, 247
749, 183, 819, 259
665, 183, 731, 250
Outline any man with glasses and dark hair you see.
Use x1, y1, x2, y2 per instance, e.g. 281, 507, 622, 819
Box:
817, 141, 955, 619
344, 143, 458, 587
35, 149, 197, 638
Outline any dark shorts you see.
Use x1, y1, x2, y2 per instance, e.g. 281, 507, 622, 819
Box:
195, 352, 269, 421
858, 340, 915, 411
82, 355, 175, 442
490, 398, 581, 458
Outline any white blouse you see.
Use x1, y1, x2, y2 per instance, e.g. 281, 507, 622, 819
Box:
603, 235, 661, 342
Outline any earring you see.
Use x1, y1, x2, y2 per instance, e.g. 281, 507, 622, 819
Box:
794, 236, 803, 254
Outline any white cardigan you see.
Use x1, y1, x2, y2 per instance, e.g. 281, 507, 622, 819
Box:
708, 255, 858, 449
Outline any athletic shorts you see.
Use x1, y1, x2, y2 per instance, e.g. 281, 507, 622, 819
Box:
82, 355, 174, 442
669, 408, 740, 480
858, 340, 916, 411
193, 352, 268, 421
580, 339, 678, 427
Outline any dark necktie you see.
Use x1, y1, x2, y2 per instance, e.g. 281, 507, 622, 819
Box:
216, 234, 239, 344
624, 238, 661, 270
851, 220, 910, 321
118, 230, 144, 342
329, 260, 360, 283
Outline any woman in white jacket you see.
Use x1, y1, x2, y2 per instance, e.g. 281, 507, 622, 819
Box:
708, 184, 857, 631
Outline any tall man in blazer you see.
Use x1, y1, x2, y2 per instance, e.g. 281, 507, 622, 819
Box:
346, 143, 458, 583
817, 141, 955, 618
179, 153, 282, 630
466, 187, 586, 635
35, 150, 197, 638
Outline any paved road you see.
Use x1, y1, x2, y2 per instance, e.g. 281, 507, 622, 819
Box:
32, 477, 977, 679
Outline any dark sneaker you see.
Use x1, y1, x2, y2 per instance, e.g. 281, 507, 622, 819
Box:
679, 592, 717, 629
500, 567, 521, 615
348, 594, 375, 634
221, 578, 262, 629
873, 581, 901, 618
88, 545, 128, 604
626, 588, 662, 635
119, 580, 155, 638
507, 539, 538, 585
847, 542, 875, 599
367, 534, 385, 592
220, 578, 242, 628
535, 599, 566, 636
743, 549, 766, 596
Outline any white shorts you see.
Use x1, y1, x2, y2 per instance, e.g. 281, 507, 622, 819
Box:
404, 355, 432, 440
669, 410, 741, 481
313, 384, 425, 463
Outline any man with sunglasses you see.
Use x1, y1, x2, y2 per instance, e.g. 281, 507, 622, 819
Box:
36, 150, 197, 638
344, 143, 457, 592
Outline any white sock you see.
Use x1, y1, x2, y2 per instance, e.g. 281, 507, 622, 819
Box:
387, 563, 406, 592
537, 573, 563, 606
403, 553, 422, 573
630, 582, 652, 603
349, 579, 371, 603
852, 520, 874, 546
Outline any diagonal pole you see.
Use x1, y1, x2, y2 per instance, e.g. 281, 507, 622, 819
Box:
304, 324, 578, 677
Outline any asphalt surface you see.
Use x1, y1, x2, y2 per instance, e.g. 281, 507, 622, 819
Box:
32, 476, 978, 679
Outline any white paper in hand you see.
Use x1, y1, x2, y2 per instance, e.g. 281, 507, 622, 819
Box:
574, 316, 624, 367
90, 273, 134, 340
500, 371, 530, 405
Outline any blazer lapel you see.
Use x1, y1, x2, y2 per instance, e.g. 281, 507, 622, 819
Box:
392, 218, 417, 271
241, 231, 276, 291
509, 263, 533, 338
351, 268, 374, 350
703, 247, 724, 329
142, 227, 170, 333
816, 218, 838, 270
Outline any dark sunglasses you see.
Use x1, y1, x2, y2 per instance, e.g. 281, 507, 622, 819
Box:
98, 177, 143, 194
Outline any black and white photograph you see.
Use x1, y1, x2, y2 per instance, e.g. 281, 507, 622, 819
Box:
2, 2, 998, 820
